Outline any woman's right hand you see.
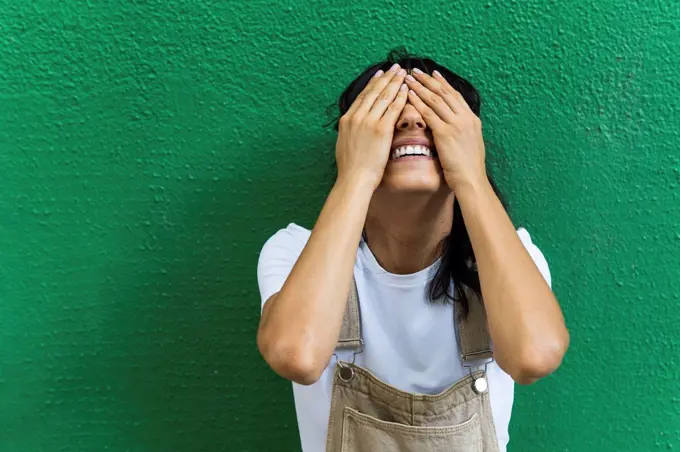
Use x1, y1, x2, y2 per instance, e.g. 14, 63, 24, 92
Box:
335, 64, 408, 190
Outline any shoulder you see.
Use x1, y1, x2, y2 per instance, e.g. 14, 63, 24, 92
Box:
516, 227, 552, 288
256, 223, 312, 309
516, 227, 535, 248
259, 223, 311, 258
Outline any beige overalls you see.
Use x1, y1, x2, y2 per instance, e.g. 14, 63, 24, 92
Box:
325, 278, 501, 452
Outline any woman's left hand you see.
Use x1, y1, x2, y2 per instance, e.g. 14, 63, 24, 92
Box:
405, 69, 488, 192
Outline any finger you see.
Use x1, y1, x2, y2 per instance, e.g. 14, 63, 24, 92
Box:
347, 65, 400, 117
405, 73, 457, 123
380, 83, 408, 126
410, 69, 466, 112
354, 64, 403, 118
430, 70, 471, 113
411, 69, 465, 113
345, 68, 388, 117
407, 89, 447, 130
367, 70, 407, 121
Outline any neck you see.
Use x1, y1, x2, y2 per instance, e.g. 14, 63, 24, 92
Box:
364, 189, 455, 275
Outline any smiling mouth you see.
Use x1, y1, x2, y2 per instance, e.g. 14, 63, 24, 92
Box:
390, 144, 438, 161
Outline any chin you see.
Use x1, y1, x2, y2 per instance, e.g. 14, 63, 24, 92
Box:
378, 160, 448, 193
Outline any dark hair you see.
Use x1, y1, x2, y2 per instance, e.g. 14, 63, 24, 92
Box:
325, 47, 509, 318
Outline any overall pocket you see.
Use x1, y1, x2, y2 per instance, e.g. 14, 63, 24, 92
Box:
340, 406, 482, 452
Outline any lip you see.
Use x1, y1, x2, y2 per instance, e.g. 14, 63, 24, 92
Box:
391, 155, 434, 163
390, 137, 433, 151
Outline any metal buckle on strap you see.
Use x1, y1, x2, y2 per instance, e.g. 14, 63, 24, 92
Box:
464, 357, 494, 394
333, 339, 364, 382
338, 365, 355, 382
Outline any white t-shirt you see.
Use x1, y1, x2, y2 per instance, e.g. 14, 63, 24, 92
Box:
257, 223, 551, 452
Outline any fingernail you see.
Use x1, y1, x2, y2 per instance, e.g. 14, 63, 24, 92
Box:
406, 74, 416, 82
390, 63, 400, 72
400, 83, 407, 91
409, 89, 416, 95
373, 69, 384, 78
398, 68, 406, 76
412, 67, 423, 75
433, 70, 442, 78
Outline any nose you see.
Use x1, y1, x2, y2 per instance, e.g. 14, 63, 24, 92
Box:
396, 103, 426, 130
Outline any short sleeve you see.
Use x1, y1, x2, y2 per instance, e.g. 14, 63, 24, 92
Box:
256, 224, 311, 311
516, 227, 552, 288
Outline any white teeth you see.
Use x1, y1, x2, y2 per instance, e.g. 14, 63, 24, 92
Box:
390, 145, 432, 160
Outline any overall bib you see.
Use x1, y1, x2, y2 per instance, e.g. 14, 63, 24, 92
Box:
325, 278, 501, 452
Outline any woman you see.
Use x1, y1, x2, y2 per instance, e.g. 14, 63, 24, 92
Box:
256, 49, 569, 452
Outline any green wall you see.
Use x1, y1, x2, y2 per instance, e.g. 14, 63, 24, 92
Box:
1, 1, 678, 451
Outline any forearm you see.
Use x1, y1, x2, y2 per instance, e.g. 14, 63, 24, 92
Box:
258, 174, 374, 383
455, 178, 569, 384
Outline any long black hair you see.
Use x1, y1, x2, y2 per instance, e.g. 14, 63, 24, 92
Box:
325, 47, 509, 318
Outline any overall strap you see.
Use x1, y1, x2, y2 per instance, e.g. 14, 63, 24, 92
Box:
335, 277, 362, 350
458, 286, 493, 363
335, 278, 493, 363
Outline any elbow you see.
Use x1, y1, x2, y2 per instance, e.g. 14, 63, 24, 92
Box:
257, 329, 325, 385
276, 348, 325, 386
510, 331, 570, 385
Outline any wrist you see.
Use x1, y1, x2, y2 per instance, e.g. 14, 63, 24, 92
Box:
335, 171, 380, 193
451, 174, 492, 204
330, 174, 375, 223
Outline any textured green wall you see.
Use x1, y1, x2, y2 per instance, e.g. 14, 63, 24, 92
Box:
1, 1, 678, 451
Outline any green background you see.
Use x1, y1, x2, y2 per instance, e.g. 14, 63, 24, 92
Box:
1, 1, 678, 451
